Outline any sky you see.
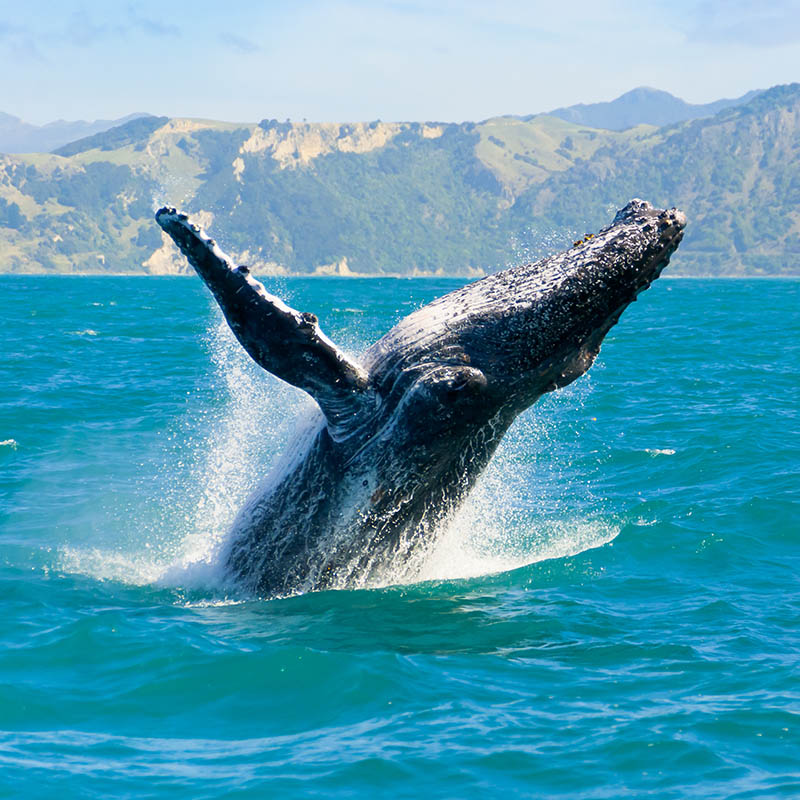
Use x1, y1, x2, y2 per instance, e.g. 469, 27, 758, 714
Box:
1, 0, 799, 125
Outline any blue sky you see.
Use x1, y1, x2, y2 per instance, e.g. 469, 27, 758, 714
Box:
2, 0, 798, 124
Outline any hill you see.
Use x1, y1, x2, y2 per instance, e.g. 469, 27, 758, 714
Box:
0, 85, 797, 276
0, 112, 153, 154
544, 87, 761, 131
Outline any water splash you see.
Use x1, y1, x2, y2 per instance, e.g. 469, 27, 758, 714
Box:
60, 305, 616, 596
355, 404, 618, 589
59, 309, 308, 592
158, 314, 320, 590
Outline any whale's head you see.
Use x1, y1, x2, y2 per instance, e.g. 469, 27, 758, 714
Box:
492, 198, 687, 401
365, 200, 685, 447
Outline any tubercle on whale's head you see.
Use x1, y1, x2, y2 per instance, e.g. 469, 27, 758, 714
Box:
569, 198, 686, 317
507, 198, 686, 398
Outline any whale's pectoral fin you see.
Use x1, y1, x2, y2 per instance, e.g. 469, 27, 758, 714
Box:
156, 207, 374, 435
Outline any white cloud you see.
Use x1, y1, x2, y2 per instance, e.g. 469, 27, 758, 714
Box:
219, 33, 261, 54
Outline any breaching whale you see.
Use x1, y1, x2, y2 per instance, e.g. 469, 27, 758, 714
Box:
156, 199, 685, 596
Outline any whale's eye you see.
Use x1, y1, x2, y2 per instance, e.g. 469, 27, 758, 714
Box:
441, 367, 487, 402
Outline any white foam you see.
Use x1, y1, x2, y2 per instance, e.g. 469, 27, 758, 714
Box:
59, 546, 166, 586
412, 512, 618, 585
58, 310, 303, 593
59, 307, 615, 596
374, 414, 617, 588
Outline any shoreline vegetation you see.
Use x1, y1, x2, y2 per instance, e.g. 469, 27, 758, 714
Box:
1, 83, 798, 278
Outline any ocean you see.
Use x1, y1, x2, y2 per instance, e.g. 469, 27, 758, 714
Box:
1, 275, 798, 798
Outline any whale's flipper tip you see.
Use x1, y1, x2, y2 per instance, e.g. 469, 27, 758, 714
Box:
155, 205, 374, 436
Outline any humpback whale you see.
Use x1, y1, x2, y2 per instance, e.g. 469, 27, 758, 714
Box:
156, 199, 685, 596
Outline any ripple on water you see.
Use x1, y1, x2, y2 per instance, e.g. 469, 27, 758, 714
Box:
0, 277, 798, 798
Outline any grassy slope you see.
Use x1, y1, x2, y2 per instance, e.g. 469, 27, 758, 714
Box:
0, 85, 798, 275
511, 84, 800, 274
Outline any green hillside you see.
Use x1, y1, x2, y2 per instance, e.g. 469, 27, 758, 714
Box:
1, 84, 798, 275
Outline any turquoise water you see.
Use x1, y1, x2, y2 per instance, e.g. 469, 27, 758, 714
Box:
1, 276, 798, 798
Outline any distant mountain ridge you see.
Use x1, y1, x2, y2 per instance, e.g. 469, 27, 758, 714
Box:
0, 83, 797, 277
544, 87, 762, 130
0, 112, 153, 154
1, 87, 760, 154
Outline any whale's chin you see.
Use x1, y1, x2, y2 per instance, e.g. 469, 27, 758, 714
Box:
540, 331, 605, 393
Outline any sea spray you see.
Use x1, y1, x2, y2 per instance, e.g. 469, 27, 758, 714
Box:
162, 317, 309, 580
369, 382, 620, 588
60, 288, 619, 596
